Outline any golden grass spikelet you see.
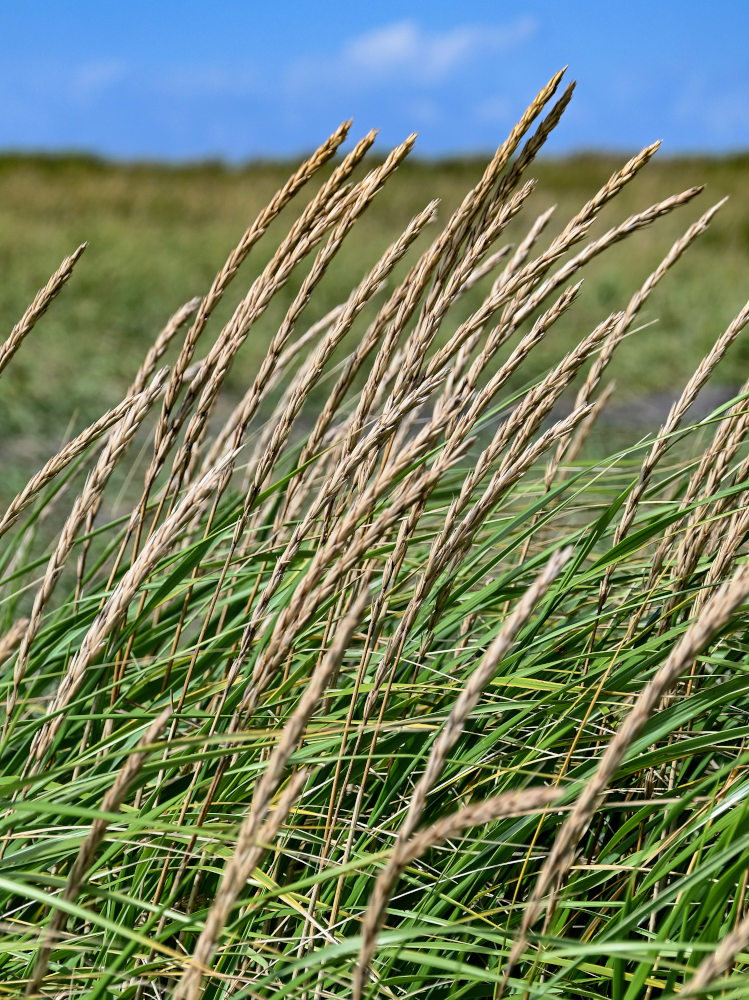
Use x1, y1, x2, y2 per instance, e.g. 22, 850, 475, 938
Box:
0, 618, 28, 666
0, 243, 86, 378
678, 909, 749, 998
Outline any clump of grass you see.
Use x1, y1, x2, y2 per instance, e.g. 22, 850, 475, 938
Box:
2, 70, 749, 1000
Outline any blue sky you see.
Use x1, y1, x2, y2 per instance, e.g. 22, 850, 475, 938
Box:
3, 1, 749, 160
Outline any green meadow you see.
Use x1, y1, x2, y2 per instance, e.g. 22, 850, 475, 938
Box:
2, 150, 748, 461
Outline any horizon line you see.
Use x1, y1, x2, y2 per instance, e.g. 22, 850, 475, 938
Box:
2, 145, 749, 170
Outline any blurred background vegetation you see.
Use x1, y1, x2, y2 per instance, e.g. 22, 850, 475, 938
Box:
2, 151, 748, 490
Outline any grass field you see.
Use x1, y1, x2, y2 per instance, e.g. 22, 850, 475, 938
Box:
4, 76, 749, 999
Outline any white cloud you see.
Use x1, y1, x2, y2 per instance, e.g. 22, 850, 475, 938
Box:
288, 17, 539, 91
346, 18, 538, 83
69, 59, 128, 104
66, 59, 261, 108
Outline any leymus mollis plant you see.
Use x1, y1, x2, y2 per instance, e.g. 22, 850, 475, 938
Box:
2, 70, 749, 1000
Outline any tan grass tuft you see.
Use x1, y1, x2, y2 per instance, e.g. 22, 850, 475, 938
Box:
502, 560, 749, 991
4, 78, 748, 1000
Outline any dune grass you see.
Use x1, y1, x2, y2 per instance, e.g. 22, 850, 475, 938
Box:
3, 70, 749, 999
